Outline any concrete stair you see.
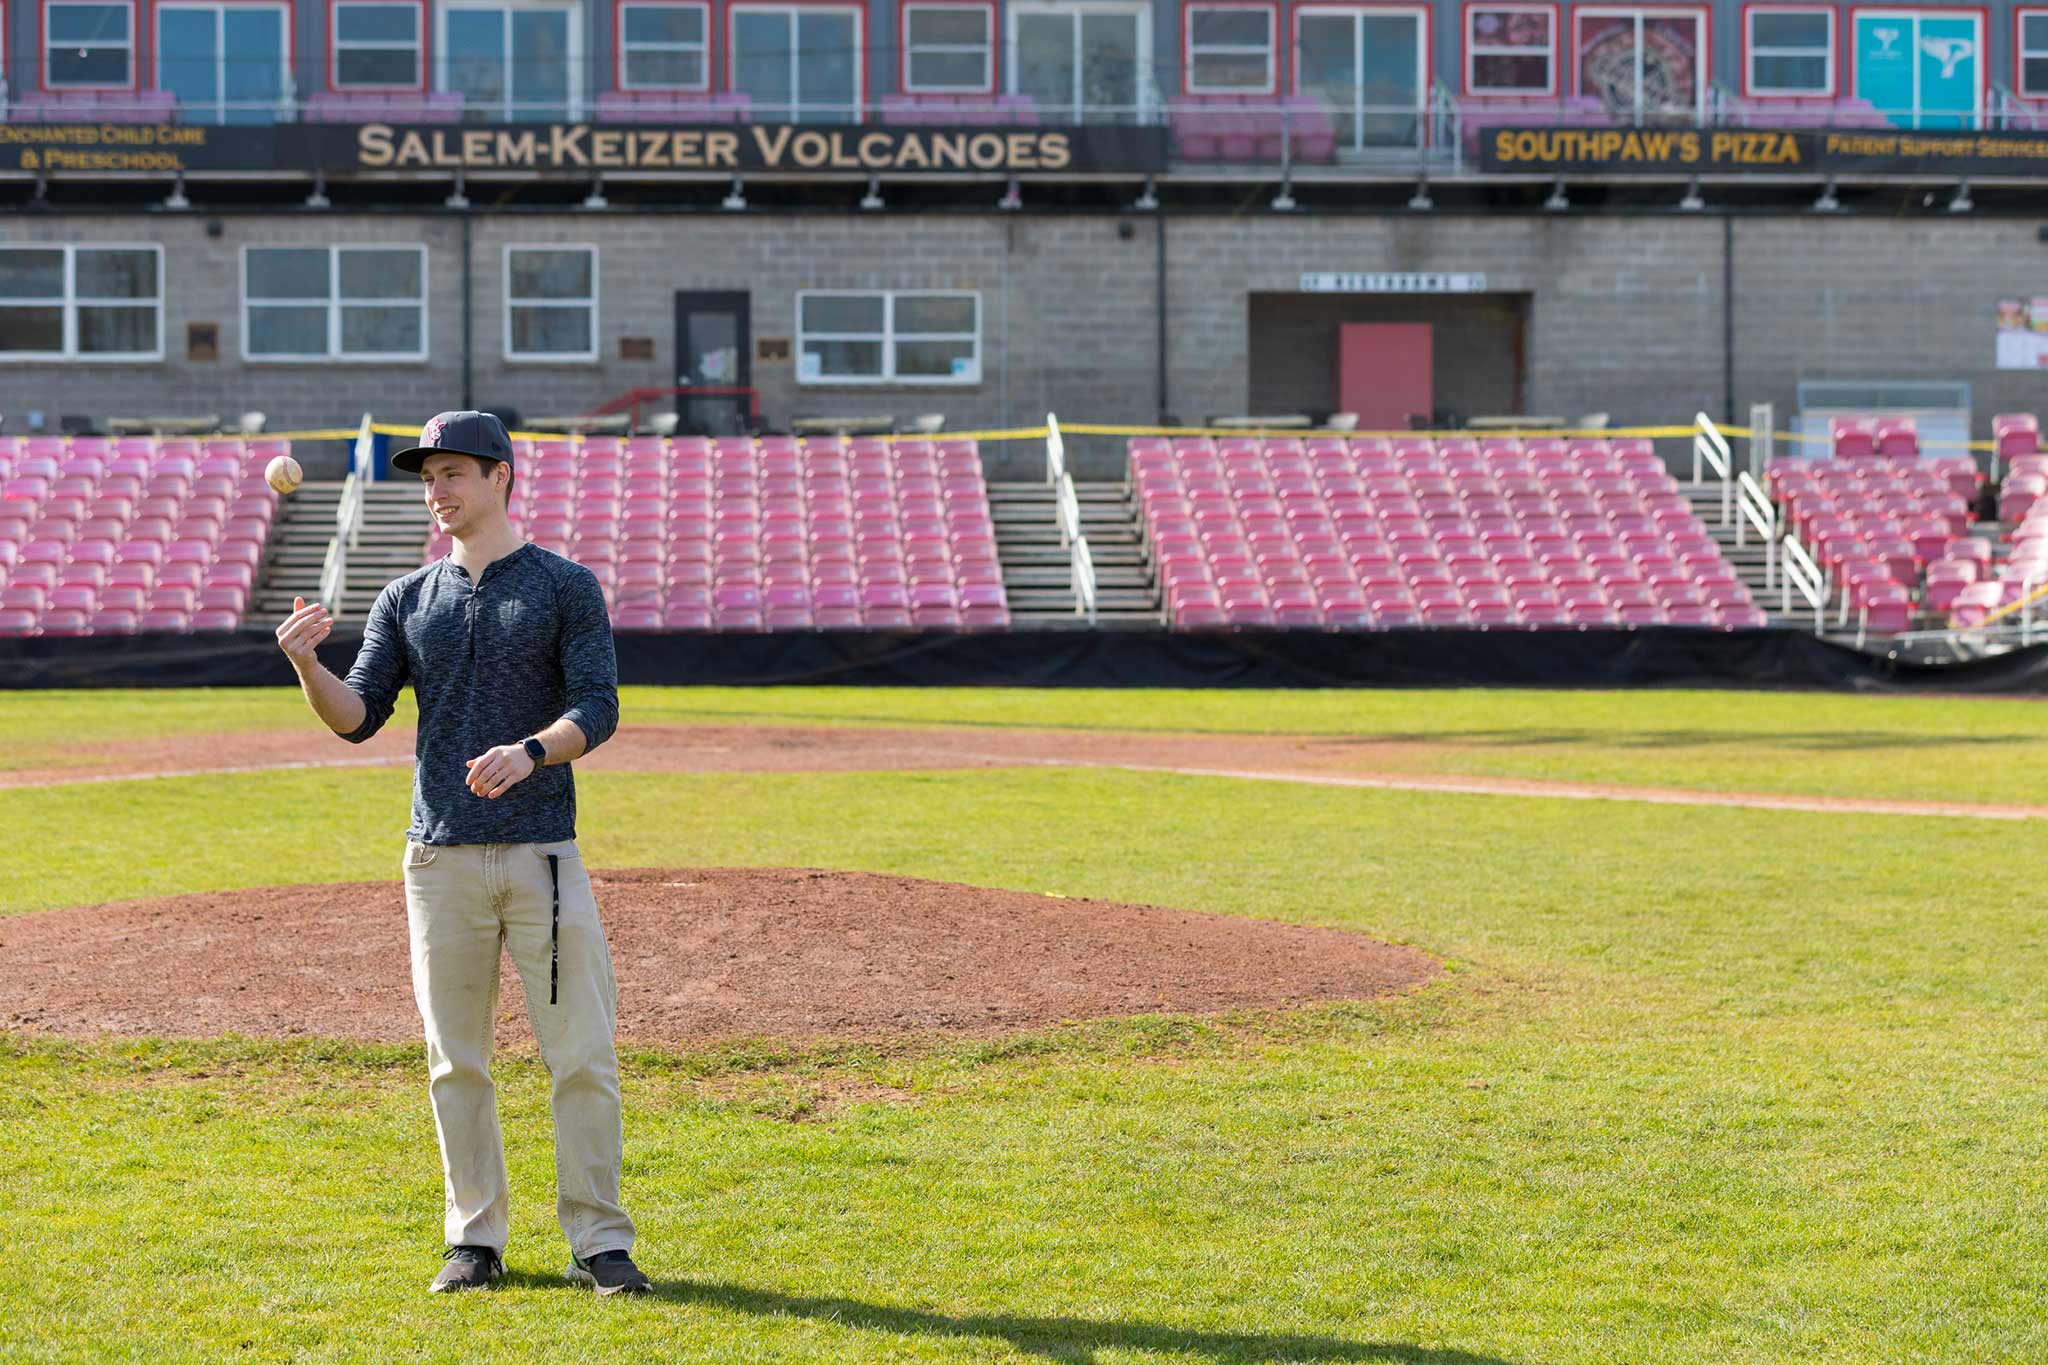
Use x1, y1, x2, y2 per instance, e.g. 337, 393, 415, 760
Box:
1680, 481, 1805, 629
988, 481, 1162, 629
253, 481, 430, 624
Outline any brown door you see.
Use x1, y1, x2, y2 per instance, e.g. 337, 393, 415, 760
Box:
1337, 322, 1433, 429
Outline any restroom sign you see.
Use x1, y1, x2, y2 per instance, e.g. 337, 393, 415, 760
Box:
1300, 272, 1488, 293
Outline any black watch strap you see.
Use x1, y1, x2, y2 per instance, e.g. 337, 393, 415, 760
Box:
523, 736, 547, 765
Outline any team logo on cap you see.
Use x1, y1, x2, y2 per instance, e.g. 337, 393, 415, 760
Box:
421, 416, 447, 446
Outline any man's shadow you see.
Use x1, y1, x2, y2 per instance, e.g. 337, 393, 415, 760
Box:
625, 1276, 1527, 1365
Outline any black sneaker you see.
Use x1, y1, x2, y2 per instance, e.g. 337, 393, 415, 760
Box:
430, 1245, 504, 1293
565, 1249, 651, 1296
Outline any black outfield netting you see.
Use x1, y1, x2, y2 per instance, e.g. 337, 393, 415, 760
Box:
3, 628, 2046, 692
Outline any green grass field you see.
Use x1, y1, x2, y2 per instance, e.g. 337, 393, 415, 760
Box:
3, 686, 2045, 1363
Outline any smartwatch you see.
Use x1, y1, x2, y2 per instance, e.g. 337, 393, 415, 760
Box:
522, 736, 547, 766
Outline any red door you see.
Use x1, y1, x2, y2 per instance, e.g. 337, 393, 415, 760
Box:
1337, 323, 1433, 430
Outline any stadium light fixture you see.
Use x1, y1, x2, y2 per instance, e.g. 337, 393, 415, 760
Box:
304, 172, 330, 210
581, 175, 609, 210
1812, 176, 1840, 212
1949, 180, 1974, 213
997, 177, 1023, 211
860, 175, 884, 210
1133, 177, 1159, 211
1678, 177, 1704, 211
162, 172, 190, 211
445, 168, 469, 210
1543, 177, 1568, 211
1407, 175, 1433, 211
722, 177, 747, 211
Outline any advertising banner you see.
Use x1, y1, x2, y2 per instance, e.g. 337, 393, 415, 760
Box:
1478, 126, 2048, 175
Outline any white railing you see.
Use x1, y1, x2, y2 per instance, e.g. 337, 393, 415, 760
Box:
1693, 412, 1734, 524
1046, 411, 1066, 486
1734, 470, 1777, 590
317, 412, 376, 617
1071, 533, 1099, 625
1780, 533, 1827, 633
1046, 414, 1097, 621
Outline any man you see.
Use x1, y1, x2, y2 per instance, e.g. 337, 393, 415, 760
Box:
274, 411, 650, 1297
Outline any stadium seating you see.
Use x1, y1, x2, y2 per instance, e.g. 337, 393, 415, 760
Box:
1169, 97, 1336, 163
7, 90, 178, 123
876, 94, 1041, 126
1722, 96, 1891, 130
1458, 96, 1611, 156
594, 91, 753, 124
0, 435, 283, 635
1134, 435, 1766, 630
301, 91, 465, 123
423, 435, 1008, 632
1770, 412, 1990, 633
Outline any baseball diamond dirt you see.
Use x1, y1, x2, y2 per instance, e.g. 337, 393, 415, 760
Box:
0, 868, 1439, 1045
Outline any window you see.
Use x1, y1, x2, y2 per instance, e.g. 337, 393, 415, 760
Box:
45, 0, 133, 86
903, 3, 991, 92
334, 1, 423, 88
441, 0, 581, 120
2023, 10, 2048, 98
731, 4, 861, 121
506, 247, 597, 362
1747, 6, 1832, 95
1851, 8, 1982, 128
619, 1, 708, 88
0, 246, 160, 361
1294, 5, 1429, 148
156, 2, 289, 124
1467, 4, 1555, 93
1186, 4, 1273, 92
243, 247, 426, 361
797, 292, 980, 386
1573, 7, 1706, 119
1011, 2, 1146, 120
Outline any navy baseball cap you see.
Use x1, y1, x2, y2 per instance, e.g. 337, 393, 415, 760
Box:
392, 410, 515, 475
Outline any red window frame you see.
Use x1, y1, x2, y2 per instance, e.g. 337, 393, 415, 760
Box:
614, 0, 713, 90
898, 0, 995, 95
1461, 0, 1561, 95
1566, 3, 1713, 112
41, 0, 141, 91
1289, 0, 1431, 108
148, 0, 295, 104
326, 0, 427, 92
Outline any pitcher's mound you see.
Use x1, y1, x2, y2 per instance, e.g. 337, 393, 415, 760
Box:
0, 868, 1438, 1046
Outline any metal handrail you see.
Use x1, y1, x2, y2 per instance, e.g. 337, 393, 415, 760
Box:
319, 472, 356, 617
1693, 412, 1734, 524
1046, 412, 1065, 487
1781, 532, 1827, 633
1734, 470, 1777, 590
1071, 533, 1098, 624
1056, 472, 1082, 547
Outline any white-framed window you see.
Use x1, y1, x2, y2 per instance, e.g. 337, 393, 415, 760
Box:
796, 291, 980, 386
242, 246, 427, 361
333, 0, 423, 88
1466, 3, 1555, 93
2020, 9, 2048, 98
730, 3, 862, 121
440, 0, 582, 120
1186, 3, 1274, 93
619, 0, 709, 89
903, 2, 992, 92
505, 246, 598, 362
1747, 5, 1833, 95
0, 245, 161, 361
45, 0, 133, 86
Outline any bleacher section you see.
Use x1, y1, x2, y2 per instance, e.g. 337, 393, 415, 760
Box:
1767, 416, 1988, 634
420, 435, 1010, 632
0, 436, 282, 635
1134, 435, 1767, 630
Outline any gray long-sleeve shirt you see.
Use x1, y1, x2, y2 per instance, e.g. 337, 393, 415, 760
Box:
341, 543, 618, 845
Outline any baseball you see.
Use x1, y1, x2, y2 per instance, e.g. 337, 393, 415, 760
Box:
265, 454, 303, 494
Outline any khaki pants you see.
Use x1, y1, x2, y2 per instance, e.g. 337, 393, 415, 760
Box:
401, 838, 636, 1259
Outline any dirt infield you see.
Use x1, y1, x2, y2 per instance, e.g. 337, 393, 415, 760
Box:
0, 867, 1437, 1046
11, 722, 2045, 820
